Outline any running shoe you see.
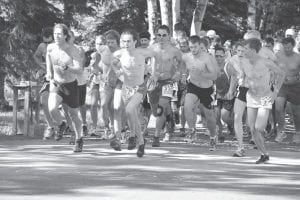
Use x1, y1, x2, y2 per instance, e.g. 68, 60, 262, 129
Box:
163, 133, 170, 142
233, 148, 245, 157
128, 136, 137, 150
110, 137, 122, 151
43, 127, 55, 140
275, 131, 287, 143
73, 138, 83, 152
184, 129, 196, 143
55, 121, 67, 141
255, 154, 269, 164
64, 126, 72, 135
218, 135, 225, 143
152, 136, 160, 147
137, 139, 147, 158
179, 128, 186, 137
209, 138, 216, 151
249, 139, 255, 145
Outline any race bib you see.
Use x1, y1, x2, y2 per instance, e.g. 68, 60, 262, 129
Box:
162, 83, 174, 98
122, 86, 139, 102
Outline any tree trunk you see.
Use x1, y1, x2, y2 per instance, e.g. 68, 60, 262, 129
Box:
265, 0, 278, 33
63, 0, 73, 26
247, 0, 256, 30
0, 73, 5, 102
172, 0, 181, 36
147, 0, 158, 40
190, 0, 209, 36
159, 0, 172, 30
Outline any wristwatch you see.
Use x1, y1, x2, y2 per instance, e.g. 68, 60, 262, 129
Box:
62, 65, 68, 71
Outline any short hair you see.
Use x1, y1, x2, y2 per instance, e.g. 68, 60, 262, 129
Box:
281, 37, 296, 47
54, 23, 70, 41
245, 38, 262, 53
189, 35, 209, 48
139, 31, 151, 40
42, 27, 53, 38
121, 28, 139, 41
156, 25, 170, 34
214, 46, 225, 54
233, 40, 244, 49
105, 29, 120, 43
265, 37, 274, 46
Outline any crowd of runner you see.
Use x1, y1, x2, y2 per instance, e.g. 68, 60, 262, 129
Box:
33, 23, 300, 163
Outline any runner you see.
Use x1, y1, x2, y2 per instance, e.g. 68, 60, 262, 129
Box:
100, 30, 120, 138
138, 31, 152, 137
111, 29, 157, 157
66, 30, 88, 144
33, 27, 56, 140
229, 41, 250, 157
183, 36, 218, 151
88, 35, 103, 135
176, 37, 190, 137
214, 46, 236, 143
275, 37, 300, 143
148, 25, 183, 147
46, 23, 83, 152
243, 38, 285, 163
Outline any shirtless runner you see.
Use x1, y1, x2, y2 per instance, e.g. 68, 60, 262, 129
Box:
148, 25, 183, 147
243, 38, 285, 163
46, 24, 83, 152
275, 37, 300, 143
111, 29, 157, 157
183, 36, 218, 151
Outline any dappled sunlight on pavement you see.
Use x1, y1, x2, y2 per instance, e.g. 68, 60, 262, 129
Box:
0, 139, 299, 199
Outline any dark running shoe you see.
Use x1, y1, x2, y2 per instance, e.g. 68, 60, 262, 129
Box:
137, 139, 147, 158
73, 138, 83, 153
110, 137, 122, 151
55, 121, 67, 141
128, 136, 137, 150
152, 136, 160, 147
249, 139, 255, 145
69, 131, 76, 145
82, 125, 88, 136
209, 138, 216, 151
179, 128, 186, 137
255, 154, 269, 164
218, 135, 225, 143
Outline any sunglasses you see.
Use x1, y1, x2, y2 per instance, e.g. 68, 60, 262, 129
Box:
215, 55, 224, 58
157, 33, 167, 37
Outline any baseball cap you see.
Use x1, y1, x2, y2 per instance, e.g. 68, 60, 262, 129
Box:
285, 29, 296, 38
207, 30, 216, 39
243, 30, 261, 40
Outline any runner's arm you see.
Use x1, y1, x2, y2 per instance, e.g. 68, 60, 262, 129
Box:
89, 52, 102, 74
45, 45, 53, 80
199, 55, 218, 80
66, 47, 83, 74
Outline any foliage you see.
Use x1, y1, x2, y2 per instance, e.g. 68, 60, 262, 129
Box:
0, 0, 61, 80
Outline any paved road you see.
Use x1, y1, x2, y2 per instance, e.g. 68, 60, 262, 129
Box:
0, 134, 300, 200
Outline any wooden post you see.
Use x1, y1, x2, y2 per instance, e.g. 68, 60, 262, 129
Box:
12, 86, 19, 135
23, 86, 31, 136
